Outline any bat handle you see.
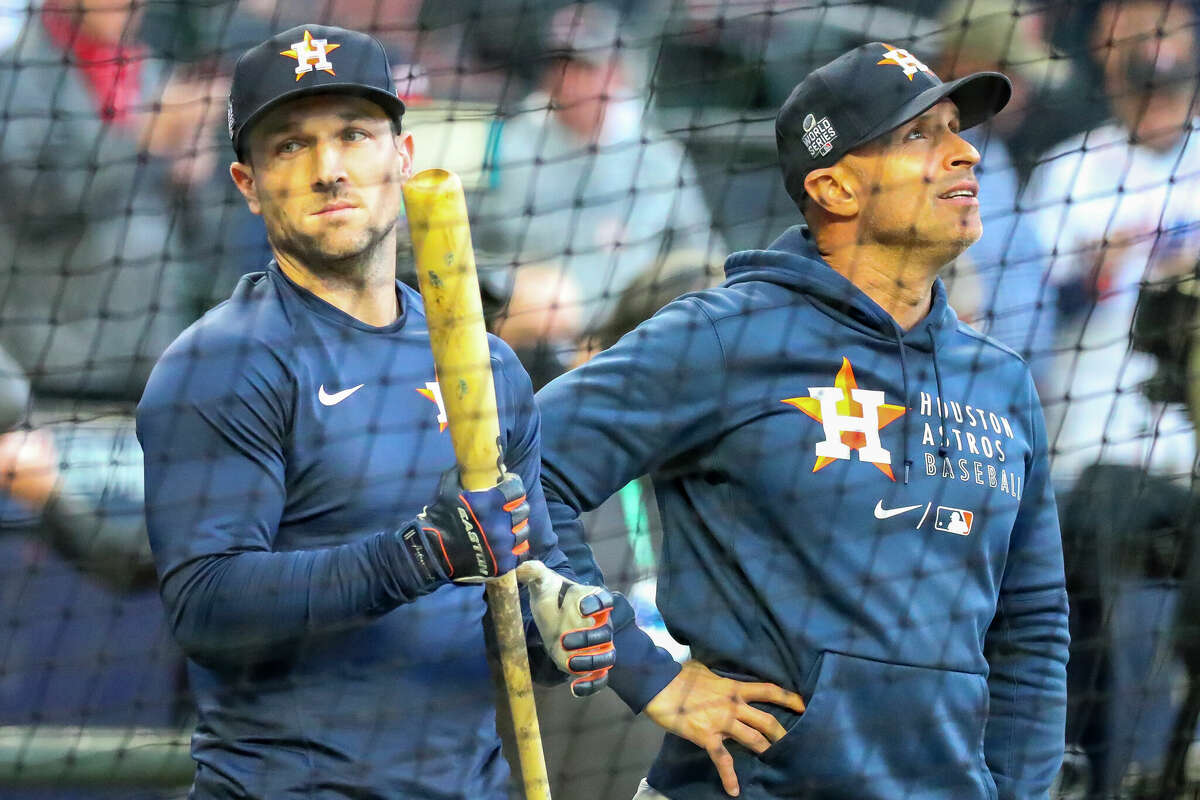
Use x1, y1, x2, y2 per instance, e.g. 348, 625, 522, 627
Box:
487, 571, 552, 799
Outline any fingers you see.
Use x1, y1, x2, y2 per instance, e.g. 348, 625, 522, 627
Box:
521, 566, 617, 692
562, 626, 611, 650
495, 474, 530, 558
725, 720, 772, 755
566, 649, 615, 673
514, 560, 546, 585
578, 587, 613, 616
569, 669, 610, 697
642, 664, 804, 797
709, 712, 777, 798
512, 537, 530, 558
736, 703, 787, 744
739, 681, 807, 715
496, 472, 527, 506
457, 479, 530, 569
706, 741, 740, 797
563, 592, 615, 688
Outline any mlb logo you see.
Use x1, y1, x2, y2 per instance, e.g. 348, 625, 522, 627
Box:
934, 506, 973, 536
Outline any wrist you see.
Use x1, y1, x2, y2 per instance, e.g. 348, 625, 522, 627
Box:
394, 522, 450, 591
610, 613, 683, 713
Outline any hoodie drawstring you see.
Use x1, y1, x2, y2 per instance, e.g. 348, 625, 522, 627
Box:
929, 328, 949, 461
897, 335, 913, 484
898, 327, 949, 483
897, 328, 948, 483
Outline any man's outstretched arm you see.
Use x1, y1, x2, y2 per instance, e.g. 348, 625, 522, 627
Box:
537, 298, 806, 796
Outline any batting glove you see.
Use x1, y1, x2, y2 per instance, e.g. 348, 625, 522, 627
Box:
516, 560, 616, 697
404, 469, 530, 584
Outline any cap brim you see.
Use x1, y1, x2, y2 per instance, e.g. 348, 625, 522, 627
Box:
233, 83, 406, 157
853, 71, 1011, 151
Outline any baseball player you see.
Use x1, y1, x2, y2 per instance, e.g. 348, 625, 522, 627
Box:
136, 25, 616, 799
538, 42, 1069, 799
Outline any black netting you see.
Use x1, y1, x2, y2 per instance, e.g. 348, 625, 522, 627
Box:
0, 1, 1196, 799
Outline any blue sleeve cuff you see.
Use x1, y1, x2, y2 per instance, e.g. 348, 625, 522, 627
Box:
606, 598, 683, 713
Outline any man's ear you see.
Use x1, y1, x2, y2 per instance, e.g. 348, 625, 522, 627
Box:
229, 160, 261, 216
803, 165, 858, 219
395, 130, 415, 182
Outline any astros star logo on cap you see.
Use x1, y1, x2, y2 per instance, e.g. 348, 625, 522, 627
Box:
876, 43, 934, 81
280, 29, 341, 81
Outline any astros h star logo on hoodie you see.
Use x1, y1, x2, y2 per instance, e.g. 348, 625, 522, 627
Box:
782, 357, 907, 480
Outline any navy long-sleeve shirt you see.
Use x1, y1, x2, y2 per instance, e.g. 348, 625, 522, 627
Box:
538, 226, 1069, 799
137, 264, 571, 799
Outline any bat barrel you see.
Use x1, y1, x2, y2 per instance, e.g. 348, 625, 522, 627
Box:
403, 168, 502, 492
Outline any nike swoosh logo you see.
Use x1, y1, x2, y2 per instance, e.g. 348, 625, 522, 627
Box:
874, 500, 923, 519
318, 383, 364, 406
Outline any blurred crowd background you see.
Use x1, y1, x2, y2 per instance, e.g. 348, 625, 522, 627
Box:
2, 0, 1200, 797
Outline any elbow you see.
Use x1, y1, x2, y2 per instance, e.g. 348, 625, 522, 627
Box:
160, 561, 262, 667
166, 596, 271, 668
1041, 587, 1072, 657
163, 585, 233, 664
539, 471, 573, 510
991, 587, 1071, 663
167, 612, 221, 663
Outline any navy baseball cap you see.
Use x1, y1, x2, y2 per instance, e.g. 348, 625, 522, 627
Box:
776, 41, 1011, 210
228, 24, 406, 158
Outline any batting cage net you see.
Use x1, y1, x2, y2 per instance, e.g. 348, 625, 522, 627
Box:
0, 1, 1196, 798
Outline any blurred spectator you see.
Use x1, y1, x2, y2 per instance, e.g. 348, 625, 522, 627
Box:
0, 337, 178, 798
1, 435, 157, 591
1134, 262, 1200, 796
939, 0, 1108, 181
1025, 0, 1199, 486
492, 261, 584, 390
0, 4, 221, 793
0, 0, 214, 619
577, 246, 722, 360
935, 0, 1061, 384
176, 0, 423, 72
489, 249, 722, 390
0, 338, 154, 593
0, 0, 227, 400
0, 0, 228, 590
474, 2, 725, 332
1021, 0, 1200, 792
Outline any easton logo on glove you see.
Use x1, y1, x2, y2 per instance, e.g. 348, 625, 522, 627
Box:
455, 506, 489, 575
517, 560, 617, 697
407, 468, 530, 583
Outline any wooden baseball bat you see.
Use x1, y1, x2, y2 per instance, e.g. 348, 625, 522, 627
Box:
402, 168, 552, 800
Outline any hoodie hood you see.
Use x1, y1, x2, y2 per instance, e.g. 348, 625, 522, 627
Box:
722, 225, 960, 353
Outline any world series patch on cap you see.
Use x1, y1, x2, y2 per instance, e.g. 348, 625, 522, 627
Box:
775, 42, 1011, 210
228, 23, 406, 157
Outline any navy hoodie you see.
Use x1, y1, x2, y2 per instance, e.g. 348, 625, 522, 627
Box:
538, 227, 1069, 800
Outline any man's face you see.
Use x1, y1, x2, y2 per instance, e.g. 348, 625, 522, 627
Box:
841, 100, 982, 258
50, 0, 141, 44
233, 94, 413, 275
1096, 0, 1197, 143
549, 56, 626, 137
